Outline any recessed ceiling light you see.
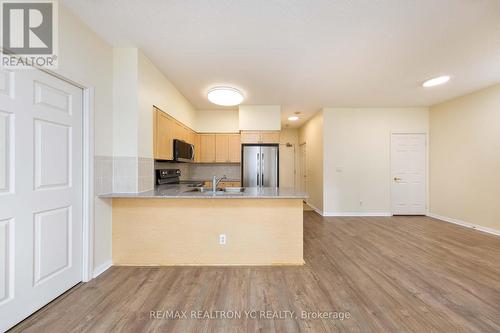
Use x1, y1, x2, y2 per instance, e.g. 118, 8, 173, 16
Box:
423, 75, 450, 88
288, 116, 299, 121
207, 86, 244, 106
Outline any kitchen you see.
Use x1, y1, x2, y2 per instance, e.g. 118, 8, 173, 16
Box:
104, 105, 306, 266
2, 1, 500, 332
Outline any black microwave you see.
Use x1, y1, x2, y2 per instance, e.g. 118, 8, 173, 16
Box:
173, 139, 194, 163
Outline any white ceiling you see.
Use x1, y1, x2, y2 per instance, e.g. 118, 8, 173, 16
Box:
61, 0, 500, 127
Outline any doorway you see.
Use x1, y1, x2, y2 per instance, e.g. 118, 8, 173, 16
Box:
0, 67, 84, 331
298, 143, 307, 194
390, 133, 427, 215
279, 143, 296, 189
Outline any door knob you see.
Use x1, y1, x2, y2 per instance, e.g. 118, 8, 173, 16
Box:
394, 177, 402, 181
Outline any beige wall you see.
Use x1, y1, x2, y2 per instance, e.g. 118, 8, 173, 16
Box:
323, 108, 428, 215
280, 128, 299, 145
430, 84, 500, 231
58, 5, 114, 271
298, 111, 324, 212
279, 128, 300, 190
138, 51, 197, 157
239, 105, 281, 130
112, 49, 198, 159
113, 48, 138, 157
195, 109, 239, 133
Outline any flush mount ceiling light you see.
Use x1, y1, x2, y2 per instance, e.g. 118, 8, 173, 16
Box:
423, 75, 450, 88
288, 116, 299, 121
207, 86, 244, 106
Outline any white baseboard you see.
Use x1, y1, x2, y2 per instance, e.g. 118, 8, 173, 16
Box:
304, 203, 393, 217
323, 212, 393, 217
305, 202, 324, 216
93, 260, 112, 278
427, 213, 500, 237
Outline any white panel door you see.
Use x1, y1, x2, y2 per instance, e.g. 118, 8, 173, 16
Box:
0, 68, 83, 332
391, 133, 426, 215
298, 143, 307, 193
279, 144, 295, 189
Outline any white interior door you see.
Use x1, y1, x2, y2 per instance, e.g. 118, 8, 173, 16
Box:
0, 68, 83, 331
298, 143, 307, 193
279, 144, 295, 189
391, 133, 426, 215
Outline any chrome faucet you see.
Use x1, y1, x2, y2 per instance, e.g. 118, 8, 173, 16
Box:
212, 175, 227, 193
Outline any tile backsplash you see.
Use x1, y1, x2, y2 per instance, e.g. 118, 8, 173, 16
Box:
113, 156, 138, 193
138, 157, 154, 192
95, 156, 154, 194
190, 163, 241, 181
155, 162, 241, 181
94, 155, 113, 195
96, 158, 236, 195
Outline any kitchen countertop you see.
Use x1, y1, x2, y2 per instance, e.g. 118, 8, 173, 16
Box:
99, 185, 308, 199
179, 179, 240, 185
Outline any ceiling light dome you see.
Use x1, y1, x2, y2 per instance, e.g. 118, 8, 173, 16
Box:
207, 86, 244, 106
423, 75, 450, 87
288, 116, 299, 121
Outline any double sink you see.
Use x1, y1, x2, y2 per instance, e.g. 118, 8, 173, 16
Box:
185, 187, 245, 194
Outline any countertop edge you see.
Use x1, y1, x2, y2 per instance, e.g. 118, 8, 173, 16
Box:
97, 186, 308, 199
98, 194, 308, 199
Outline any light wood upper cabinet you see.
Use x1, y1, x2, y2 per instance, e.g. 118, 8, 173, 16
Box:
240, 131, 261, 144
200, 134, 216, 163
261, 131, 280, 144
173, 121, 183, 142
153, 107, 196, 161
214, 134, 241, 163
188, 130, 196, 146
174, 122, 191, 143
228, 134, 241, 163
194, 134, 201, 163
153, 108, 174, 160
153, 106, 245, 164
215, 134, 230, 163
241, 131, 280, 144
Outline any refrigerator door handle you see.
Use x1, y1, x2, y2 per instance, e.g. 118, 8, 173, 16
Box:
261, 153, 264, 187
256, 152, 260, 186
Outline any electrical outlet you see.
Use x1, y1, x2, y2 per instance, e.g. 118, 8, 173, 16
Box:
219, 234, 226, 245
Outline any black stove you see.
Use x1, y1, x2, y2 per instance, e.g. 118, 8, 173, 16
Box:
156, 169, 180, 185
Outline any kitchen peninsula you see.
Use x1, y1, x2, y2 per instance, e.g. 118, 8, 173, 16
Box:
101, 186, 307, 266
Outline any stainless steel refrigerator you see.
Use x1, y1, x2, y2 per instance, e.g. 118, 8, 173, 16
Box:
242, 145, 279, 187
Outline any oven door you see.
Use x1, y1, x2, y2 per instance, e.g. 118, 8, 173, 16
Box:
174, 139, 194, 162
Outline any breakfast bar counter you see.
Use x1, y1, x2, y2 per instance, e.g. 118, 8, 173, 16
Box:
101, 187, 307, 266
99, 185, 307, 199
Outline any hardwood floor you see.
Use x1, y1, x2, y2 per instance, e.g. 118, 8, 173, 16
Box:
10, 212, 500, 333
